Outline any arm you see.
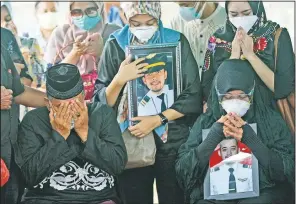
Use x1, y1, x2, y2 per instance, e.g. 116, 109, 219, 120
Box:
14, 86, 46, 108
176, 121, 224, 193
16, 114, 79, 186
94, 40, 125, 106
273, 28, 295, 99
80, 106, 127, 175
3, 28, 33, 82
169, 34, 202, 120
61, 50, 80, 65
245, 54, 275, 92
241, 124, 295, 183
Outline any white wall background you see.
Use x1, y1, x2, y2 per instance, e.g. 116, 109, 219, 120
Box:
10, 2, 294, 48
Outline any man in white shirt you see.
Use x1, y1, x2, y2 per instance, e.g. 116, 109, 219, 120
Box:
210, 138, 253, 196
138, 54, 174, 117
168, 2, 226, 77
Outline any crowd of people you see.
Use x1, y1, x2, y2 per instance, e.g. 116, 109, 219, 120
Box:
0, 1, 294, 204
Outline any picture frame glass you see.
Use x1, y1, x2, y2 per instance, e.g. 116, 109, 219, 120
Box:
203, 123, 260, 200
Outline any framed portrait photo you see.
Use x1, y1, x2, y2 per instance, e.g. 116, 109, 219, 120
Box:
202, 123, 260, 200
126, 43, 182, 126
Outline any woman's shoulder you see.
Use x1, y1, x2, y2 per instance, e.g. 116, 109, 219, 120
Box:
102, 23, 122, 42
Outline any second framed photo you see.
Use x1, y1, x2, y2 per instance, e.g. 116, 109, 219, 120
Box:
202, 123, 260, 201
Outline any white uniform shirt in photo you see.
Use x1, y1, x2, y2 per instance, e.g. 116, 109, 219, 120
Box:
138, 85, 174, 116
210, 162, 253, 196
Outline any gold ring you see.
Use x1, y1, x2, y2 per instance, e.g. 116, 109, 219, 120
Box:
76, 112, 81, 117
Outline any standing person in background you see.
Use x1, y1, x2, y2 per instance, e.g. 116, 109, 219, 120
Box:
1, 3, 33, 87
32, 1, 59, 55
106, 2, 128, 27
45, 1, 121, 101
94, 2, 202, 203
201, 1, 295, 113
169, 1, 226, 77
1, 44, 46, 204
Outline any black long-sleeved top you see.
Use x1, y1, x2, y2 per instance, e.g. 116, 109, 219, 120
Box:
1, 27, 33, 81
94, 34, 203, 157
176, 122, 294, 203
15, 103, 127, 203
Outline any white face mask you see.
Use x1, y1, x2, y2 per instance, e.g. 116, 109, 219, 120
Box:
130, 26, 158, 43
179, 2, 206, 22
221, 99, 250, 117
38, 12, 58, 30
229, 15, 258, 33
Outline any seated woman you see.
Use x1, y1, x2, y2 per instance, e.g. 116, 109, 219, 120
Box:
45, 1, 121, 101
176, 59, 295, 204
201, 1, 294, 113
94, 2, 202, 203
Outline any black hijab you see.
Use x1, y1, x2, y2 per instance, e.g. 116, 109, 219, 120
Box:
179, 59, 294, 193
203, 1, 280, 72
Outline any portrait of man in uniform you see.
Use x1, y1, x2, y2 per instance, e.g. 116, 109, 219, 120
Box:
137, 53, 174, 117
210, 137, 253, 196
135, 53, 174, 142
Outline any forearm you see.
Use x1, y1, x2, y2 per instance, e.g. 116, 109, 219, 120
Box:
242, 124, 285, 182
247, 54, 274, 92
105, 75, 125, 107
61, 51, 80, 65
14, 86, 46, 107
21, 77, 32, 86
197, 122, 224, 168
162, 108, 184, 121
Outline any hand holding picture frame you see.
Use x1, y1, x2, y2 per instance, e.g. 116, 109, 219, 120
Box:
202, 123, 260, 200
124, 43, 182, 143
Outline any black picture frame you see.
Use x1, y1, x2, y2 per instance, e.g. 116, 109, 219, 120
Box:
126, 43, 182, 126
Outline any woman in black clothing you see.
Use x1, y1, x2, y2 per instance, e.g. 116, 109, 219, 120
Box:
201, 1, 294, 112
176, 59, 294, 204
94, 2, 202, 203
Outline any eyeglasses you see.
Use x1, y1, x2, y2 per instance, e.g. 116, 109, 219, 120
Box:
70, 7, 98, 19
4, 15, 12, 23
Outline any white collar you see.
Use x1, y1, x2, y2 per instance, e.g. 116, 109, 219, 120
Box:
147, 85, 169, 98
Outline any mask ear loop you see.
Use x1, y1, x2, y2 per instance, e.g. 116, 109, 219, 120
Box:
247, 81, 256, 104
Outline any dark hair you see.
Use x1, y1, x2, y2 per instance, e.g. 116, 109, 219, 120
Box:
35, 1, 58, 11
220, 137, 238, 147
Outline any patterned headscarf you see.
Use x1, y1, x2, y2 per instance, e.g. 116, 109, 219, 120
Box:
69, 1, 105, 23
121, 1, 161, 21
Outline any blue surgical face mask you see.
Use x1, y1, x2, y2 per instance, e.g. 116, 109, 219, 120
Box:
179, 7, 202, 22
72, 15, 101, 31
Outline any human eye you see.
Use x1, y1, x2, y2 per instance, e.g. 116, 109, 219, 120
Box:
229, 12, 238, 17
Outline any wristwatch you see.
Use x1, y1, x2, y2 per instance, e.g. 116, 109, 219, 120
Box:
158, 113, 168, 125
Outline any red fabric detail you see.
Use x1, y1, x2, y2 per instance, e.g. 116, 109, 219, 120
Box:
254, 37, 268, 52
81, 70, 98, 101
209, 142, 252, 168
1, 159, 9, 187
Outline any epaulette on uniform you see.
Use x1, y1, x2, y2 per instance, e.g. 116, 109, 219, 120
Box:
140, 95, 151, 106
243, 164, 252, 169
211, 166, 220, 172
